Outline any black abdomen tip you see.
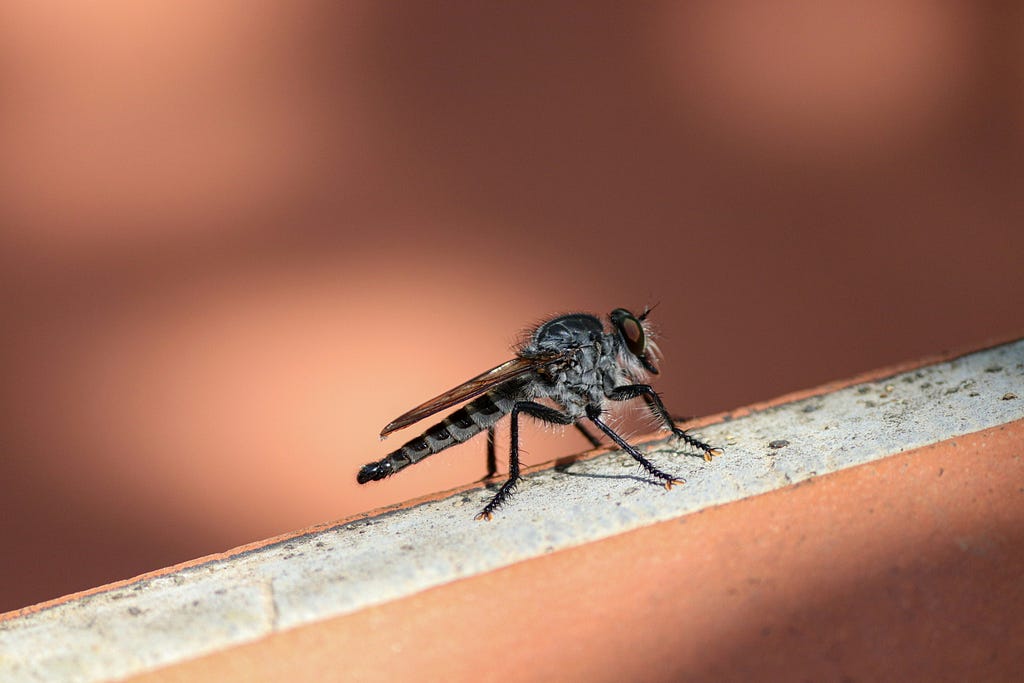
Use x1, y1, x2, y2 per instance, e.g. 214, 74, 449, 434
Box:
357, 461, 392, 484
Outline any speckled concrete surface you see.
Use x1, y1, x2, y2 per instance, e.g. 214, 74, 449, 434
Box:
1, 339, 1022, 683
127, 422, 1024, 683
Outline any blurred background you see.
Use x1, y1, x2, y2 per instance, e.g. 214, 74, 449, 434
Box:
1, 1, 1022, 612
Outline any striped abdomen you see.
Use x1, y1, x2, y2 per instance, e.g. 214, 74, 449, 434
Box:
357, 382, 523, 484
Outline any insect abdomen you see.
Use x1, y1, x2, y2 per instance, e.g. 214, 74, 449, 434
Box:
357, 386, 519, 484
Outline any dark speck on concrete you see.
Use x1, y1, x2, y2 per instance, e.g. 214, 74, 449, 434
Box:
769, 440, 790, 449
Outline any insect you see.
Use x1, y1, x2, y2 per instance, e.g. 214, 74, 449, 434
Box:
357, 307, 721, 520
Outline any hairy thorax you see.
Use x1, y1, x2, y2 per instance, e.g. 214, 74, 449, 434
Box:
532, 336, 624, 416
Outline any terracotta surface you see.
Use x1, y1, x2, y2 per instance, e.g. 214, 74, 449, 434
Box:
125, 422, 1024, 683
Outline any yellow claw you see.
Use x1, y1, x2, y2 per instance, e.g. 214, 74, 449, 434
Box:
664, 478, 686, 490
704, 447, 724, 462
475, 511, 494, 522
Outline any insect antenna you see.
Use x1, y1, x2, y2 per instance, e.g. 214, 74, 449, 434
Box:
639, 301, 661, 320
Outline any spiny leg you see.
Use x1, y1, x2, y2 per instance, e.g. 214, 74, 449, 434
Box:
476, 401, 575, 521
585, 405, 684, 488
607, 384, 723, 461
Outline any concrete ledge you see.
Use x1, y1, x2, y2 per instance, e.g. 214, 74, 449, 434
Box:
1, 339, 1022, 682
130, 422, 1024, 682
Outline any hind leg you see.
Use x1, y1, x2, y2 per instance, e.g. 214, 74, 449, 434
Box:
476, 402, 575, 520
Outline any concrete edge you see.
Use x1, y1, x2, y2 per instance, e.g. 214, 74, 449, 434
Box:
0, 337, 1021, 683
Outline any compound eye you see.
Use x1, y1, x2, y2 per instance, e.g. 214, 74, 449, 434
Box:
616, 313, 646, 357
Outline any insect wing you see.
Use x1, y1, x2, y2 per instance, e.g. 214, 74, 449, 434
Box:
380, 354, 559, 437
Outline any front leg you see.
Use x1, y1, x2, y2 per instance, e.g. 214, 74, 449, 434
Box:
606, 384, 723, 462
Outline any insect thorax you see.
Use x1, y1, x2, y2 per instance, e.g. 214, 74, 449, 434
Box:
527, 313, 604, 353
523, 316, 625, 415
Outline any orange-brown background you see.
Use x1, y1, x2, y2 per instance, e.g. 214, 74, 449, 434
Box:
1, 2, 1022, 612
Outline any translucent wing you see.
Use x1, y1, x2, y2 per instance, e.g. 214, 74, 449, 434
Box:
380, 352, 566, 437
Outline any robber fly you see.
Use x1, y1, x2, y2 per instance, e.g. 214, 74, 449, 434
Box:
357, 307, 721, 520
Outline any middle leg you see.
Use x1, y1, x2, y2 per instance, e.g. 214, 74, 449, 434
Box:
585, 404, 684, 489
607, 384, 722, 461
575, 422, 603, 448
